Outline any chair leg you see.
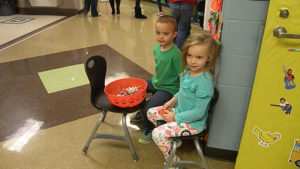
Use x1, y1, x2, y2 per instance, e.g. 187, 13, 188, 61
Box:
122, 113, 138, 161
194, 137, 209, 169
164, 140, 178, 169
82, 110, 107, 153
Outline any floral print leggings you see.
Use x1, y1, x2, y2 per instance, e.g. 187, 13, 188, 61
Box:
147, 106, 202, 160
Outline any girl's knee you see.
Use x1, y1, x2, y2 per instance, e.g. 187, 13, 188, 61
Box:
152, 128, 160, 140
147, 107, 155, 118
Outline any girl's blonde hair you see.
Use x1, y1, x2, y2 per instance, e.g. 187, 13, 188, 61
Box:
181, 31, 219, 78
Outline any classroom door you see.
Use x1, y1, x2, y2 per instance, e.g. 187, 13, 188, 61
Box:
235, 0, 300, 169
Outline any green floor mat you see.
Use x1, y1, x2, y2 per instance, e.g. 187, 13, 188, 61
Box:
38, 64, 89, 93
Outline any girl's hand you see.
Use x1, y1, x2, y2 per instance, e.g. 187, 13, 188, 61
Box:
162, 110, 175, 122
163, 98, 177, 111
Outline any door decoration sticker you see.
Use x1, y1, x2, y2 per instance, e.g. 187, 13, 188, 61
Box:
289, 139, 300, 168
270, 97, 292, 116
253, 126, 281, 148
283, 66, 296, 90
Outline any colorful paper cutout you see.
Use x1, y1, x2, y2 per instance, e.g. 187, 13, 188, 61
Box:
289, 139, 300, 168
209, 0, 223, 44
270, 97, 292, 115
253, 126, 281, 148
283, 66, 296, 90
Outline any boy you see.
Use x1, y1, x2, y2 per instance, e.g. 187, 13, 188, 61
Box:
131, 15, 182, 144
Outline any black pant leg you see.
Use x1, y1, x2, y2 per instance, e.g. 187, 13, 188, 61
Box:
135, 0, 140, 8
83, 0, 91, 12
109, 0, 115, 11
116, 0, 121, 9
90, 0, 98, 16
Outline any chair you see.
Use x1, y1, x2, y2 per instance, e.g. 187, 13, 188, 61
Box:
82, 55, 144, 161
164, 88, 219, 169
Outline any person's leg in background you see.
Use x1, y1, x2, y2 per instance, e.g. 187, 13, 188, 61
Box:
191, 3, 199, 24
170, 2, 193, 49
197, 0, 205, 28
109, 0, 115, 14
157, 0, 169, 16
135, 0, 147, 19
90, 0, 99, 17
157, 0, 163, 16
170, 2, 180, 47
165, 0, 169, 6
83, 0, 91, 15
116, 0, 121, 14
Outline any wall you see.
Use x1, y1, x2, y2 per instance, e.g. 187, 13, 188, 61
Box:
17, 0, 83, 15
206, 0, 269, 155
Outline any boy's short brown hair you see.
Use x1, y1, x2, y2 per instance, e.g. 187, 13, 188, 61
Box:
156, 15, 177, 32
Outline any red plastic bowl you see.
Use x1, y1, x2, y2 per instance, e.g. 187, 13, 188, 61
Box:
104, 78, 147, 108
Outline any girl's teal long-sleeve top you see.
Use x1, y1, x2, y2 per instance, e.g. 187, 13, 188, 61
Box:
174, 71, 214, 131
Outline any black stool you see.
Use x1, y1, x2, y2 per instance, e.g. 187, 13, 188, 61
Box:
82, 55, 145, 161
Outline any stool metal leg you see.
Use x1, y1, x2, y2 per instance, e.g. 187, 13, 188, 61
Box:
194, 137, 209, 169
122, 113, 138, 161
82, 110, 107, 153
164, 140, 178, 169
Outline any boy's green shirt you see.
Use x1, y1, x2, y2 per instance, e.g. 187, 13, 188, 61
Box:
152, 44, 182, 95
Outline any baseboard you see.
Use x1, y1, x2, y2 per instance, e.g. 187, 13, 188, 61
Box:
205, 146, 237, 162
18, 7, 79, 16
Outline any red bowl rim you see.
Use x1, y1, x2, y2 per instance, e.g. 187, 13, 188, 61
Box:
104, 78, 147, 97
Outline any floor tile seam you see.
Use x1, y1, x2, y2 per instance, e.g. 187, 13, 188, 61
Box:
0, 15, 76, 52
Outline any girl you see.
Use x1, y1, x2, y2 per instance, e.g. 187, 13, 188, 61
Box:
147, 31, 219, 167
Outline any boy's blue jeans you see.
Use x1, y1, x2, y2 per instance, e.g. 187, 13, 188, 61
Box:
170, 2, 194, 49
141, 80, 173, 132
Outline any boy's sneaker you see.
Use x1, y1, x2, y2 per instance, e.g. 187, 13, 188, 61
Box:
130, 111, 142, 122
138, 130, 152, 144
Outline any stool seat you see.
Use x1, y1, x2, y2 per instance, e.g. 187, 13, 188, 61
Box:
93, 90, 144, 114
170, 131, 206, 140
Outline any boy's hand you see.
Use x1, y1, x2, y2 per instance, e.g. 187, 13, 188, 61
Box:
162, 110, 175, 122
